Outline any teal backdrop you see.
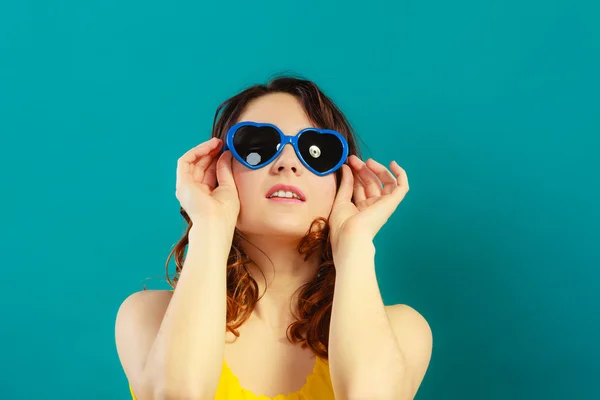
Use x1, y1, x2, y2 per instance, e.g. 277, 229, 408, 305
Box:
1, 0, 598, 399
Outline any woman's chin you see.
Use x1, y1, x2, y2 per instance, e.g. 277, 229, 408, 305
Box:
238, 218, 314, 240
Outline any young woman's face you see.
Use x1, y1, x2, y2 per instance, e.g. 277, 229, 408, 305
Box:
232, 92, 338, 239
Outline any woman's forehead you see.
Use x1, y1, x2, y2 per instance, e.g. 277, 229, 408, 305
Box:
238, 93, 315, 135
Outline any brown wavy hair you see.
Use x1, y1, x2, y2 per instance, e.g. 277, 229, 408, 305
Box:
164, 74, 362, 360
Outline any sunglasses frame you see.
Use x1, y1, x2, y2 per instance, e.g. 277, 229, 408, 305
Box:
223, 121, 349, 176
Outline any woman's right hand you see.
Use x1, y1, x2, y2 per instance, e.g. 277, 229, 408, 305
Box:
175, 137, 240, 230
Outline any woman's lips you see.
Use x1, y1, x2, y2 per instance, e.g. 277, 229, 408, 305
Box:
268, 197, 304, 204
265, 184, 306, 201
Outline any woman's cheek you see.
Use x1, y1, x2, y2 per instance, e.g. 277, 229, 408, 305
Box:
316, 176, 338, 213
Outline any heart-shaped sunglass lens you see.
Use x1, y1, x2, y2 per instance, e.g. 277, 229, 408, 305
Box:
233, 125, 280, 167
297, 130, 344, 173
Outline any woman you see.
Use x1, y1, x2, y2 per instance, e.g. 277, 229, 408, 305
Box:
115, 76, 433, 400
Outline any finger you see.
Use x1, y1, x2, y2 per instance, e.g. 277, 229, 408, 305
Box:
179, 137, 221, 164
203, 157, 218, 190
216, 150, 236, 188
390, 161, 409, 195
348, 155, 382, 198
177, 138, 221, 185
375, 161, 409, 215
193, 143, 223, 183
352, 167, 367, 203
333, 164, 354, 206
366, 158, 397, 195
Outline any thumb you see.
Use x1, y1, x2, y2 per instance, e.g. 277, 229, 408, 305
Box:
216, 150, 236, 189
333, 164, 353, 206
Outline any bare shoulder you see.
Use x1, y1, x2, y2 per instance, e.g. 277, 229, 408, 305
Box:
116, 290, 173, 336
117, 289, 173, 319
384, 304, 431, 332
384, 303, 432, 350
115, 290, 174, 384
115, 289, 173, 341
384, 304, 433, 392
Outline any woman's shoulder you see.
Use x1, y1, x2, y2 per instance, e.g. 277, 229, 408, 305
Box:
117, 289, 173, 319
384, 303, 431, 335
115, 290, 173, 335
123, 288, 174, 303
116, 290, 174, 400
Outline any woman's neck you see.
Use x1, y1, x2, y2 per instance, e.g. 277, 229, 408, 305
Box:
239, 233, 320, 330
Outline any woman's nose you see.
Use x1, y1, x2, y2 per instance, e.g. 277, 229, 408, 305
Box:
271, 144, 302, 175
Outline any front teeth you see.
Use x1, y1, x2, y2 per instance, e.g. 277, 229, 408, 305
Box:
270, 190, 301, 200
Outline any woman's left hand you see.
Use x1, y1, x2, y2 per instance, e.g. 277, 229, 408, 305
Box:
329, 155, 410, 251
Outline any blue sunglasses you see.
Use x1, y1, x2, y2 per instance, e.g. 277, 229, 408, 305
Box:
223, 121, 349, 176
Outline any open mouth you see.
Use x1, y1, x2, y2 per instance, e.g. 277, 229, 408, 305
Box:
265, 184, 306, 202
268, 190, 303, 200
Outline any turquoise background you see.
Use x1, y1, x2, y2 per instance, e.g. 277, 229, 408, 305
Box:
1, 0, 598, 399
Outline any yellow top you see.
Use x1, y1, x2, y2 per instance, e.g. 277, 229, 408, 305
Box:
129, 356, 334, 400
